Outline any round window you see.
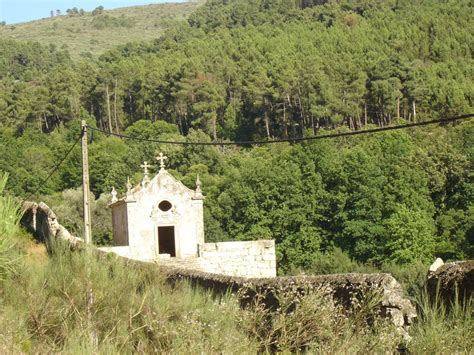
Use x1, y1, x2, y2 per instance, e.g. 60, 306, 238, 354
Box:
158, 200, 172, 212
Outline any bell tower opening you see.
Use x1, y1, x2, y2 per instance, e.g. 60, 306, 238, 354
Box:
158, 226, 176, 257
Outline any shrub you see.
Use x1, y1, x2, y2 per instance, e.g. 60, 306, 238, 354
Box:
309, 247, 377, 275
240, 285, 401, 353
91, 6, 104, 16
91, 15, 135, 30
0, 172, 22, 281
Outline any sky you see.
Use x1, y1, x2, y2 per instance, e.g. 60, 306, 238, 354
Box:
0, 0, 187, 24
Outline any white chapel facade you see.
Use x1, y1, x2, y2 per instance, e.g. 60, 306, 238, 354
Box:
101, 153, 277, 278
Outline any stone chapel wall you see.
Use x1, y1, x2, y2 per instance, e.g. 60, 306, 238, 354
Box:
197, 240, 277, 278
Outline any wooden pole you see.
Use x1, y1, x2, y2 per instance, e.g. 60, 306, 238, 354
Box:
82, 121, 97, 346
81, 120, 92, 244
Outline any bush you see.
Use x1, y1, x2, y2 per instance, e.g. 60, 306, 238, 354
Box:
91, 15, 135, 30
309, 247, 377, 275
91, 6, 104, 16
0, 172, 22, 281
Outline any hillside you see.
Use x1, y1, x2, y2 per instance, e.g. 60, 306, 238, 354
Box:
0, 1, 203, 60
0, 0, 473, 272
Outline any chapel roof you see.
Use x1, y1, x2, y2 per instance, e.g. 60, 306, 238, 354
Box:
109, 152, 203, 207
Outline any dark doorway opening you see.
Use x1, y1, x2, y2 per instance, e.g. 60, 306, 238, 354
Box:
158, 226, 176, 257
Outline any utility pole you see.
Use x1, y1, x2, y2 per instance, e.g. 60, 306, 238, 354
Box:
81, 120, 92, 244
81, 121, 97, 347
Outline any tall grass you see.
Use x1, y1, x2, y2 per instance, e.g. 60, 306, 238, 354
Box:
0, 173, 22, 281
1, 246, 402, 353
1, 242, 473, 353
408, 289, 473, 353
240, 285, 401, 353
1, 246, 256, 353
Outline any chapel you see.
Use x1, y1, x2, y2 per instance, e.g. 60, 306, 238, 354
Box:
108, 153, 205, 261
104, 153, 276, 278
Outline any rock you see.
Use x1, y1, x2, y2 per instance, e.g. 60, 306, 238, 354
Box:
429, 257, 444, 272
426, 260, 474, 306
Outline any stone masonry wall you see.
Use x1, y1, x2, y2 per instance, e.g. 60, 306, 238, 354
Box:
197, 240, 277, 278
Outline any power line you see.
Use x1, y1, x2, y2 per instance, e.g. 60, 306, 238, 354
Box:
87, 114, 473, 146
23, 133, 82, 202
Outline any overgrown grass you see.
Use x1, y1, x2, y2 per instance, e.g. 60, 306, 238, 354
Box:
239, 285, 402, 353
0, 241, 473, 353
1, 246, 256, 353
409, 289, 473, 353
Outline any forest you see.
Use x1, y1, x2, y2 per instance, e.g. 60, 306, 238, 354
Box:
0, 0, 473, 274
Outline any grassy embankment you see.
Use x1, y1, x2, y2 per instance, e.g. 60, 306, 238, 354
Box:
0, 1, 203, 60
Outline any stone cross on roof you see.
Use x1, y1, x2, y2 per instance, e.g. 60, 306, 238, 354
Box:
140, 161, 152, 187
140, 161, 151, 176
156, 152, 168, 171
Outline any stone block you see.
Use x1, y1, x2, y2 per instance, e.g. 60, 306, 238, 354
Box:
199, 243, 217, 252
262, 254, 275, 262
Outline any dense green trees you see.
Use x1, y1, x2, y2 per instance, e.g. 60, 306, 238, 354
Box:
1, 0, 472, 137
0, 0, 472, 272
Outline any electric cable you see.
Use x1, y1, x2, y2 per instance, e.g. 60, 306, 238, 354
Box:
23, 133, 82, 202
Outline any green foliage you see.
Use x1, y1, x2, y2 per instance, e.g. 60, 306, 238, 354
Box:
0, 1, 472, 351
308, 247, 377, 275
44, 189, 112, 246
0, 172, 22, 281
91, 15, 135, 30
384, 205, 435, 264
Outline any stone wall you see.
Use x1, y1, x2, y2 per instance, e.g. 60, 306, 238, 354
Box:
99, 240, 277, 278
197, 240, 276, 278
151, 262, 417, 332
427, 259, 473, 307
21, 201, 82, 253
